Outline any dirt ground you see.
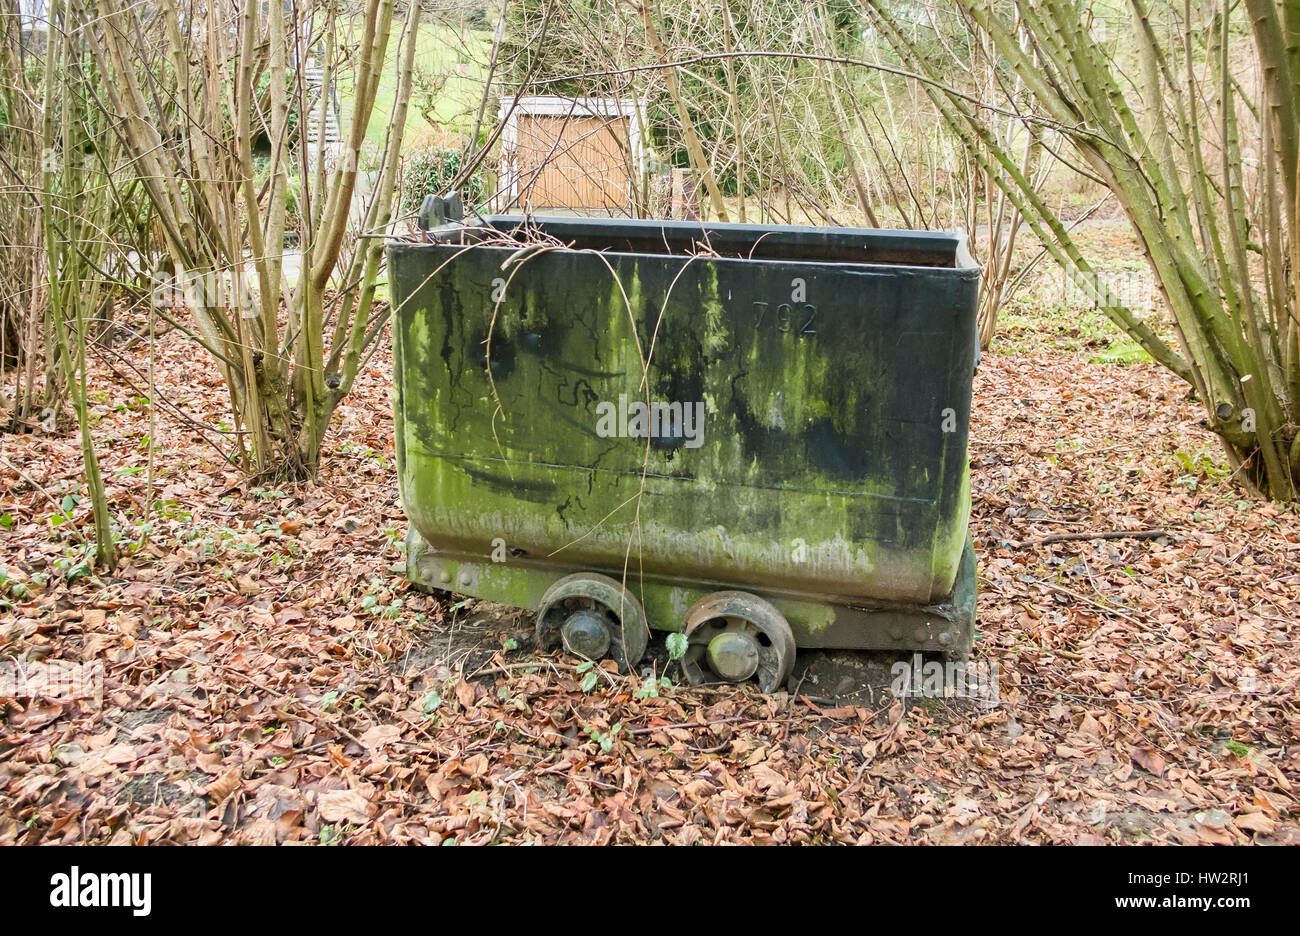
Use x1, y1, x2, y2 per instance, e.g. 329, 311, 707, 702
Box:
2, 275, 1298, 844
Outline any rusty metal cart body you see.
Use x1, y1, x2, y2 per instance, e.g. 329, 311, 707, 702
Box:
388, 211, 979, 691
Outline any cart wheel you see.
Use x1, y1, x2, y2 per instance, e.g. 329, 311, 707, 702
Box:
535, 573, 649, 674
680, 591, 796, 693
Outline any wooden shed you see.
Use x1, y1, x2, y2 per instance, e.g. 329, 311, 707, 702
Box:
497, 96, 643, 214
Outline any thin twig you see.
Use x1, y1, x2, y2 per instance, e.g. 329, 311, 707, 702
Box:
1014, 529, 1173, 549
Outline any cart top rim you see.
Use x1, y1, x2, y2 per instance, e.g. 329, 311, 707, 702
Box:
390, 213, 980, 272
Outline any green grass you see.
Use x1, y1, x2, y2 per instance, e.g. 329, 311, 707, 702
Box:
992, 289, 1157, 364
985, 219, 1184, 364
336, 20, 492, 158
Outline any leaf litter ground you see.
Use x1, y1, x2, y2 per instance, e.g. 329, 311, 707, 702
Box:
1, 300, 1298, 845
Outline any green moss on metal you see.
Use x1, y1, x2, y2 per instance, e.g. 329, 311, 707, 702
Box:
391, 239, 973, 613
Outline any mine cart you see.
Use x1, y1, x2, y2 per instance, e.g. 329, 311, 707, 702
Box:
388, 201, 979, 691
